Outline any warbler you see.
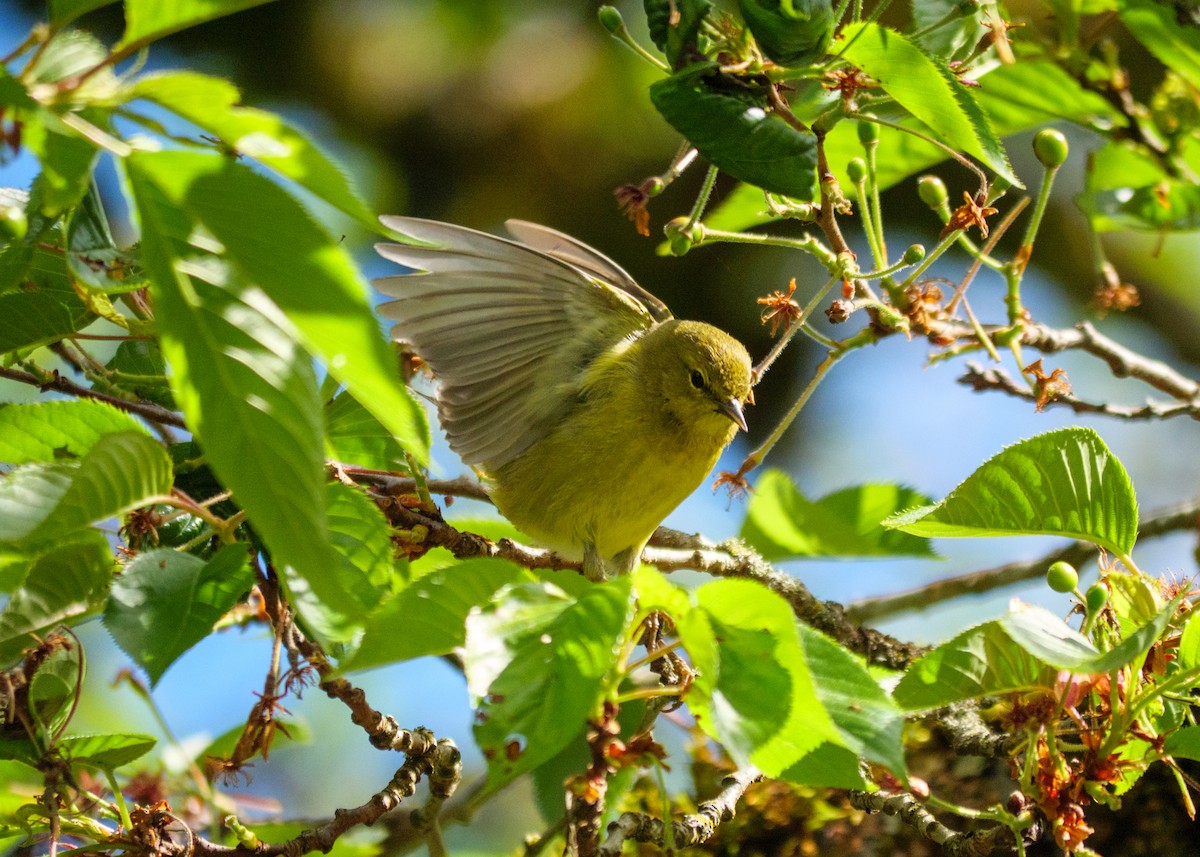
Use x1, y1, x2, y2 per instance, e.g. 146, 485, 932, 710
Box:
374, 217, 752, 580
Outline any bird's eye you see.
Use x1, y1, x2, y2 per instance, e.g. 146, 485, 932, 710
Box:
690, 370, 705, 389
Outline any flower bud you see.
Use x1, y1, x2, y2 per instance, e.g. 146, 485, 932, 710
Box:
1033, 128, 1069, 169
917, 175, 948, 209
902, 244, 925, 265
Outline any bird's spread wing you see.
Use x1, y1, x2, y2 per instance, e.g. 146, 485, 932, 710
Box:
375, 216, 663, 471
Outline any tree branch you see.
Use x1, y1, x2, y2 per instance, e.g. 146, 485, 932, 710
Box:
848, 497, 1200, 623
597, 766, 763, 856
847, 791, 1019, 856
0, 365, 187, 429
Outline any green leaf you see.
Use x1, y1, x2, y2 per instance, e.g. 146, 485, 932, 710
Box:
644, 0, 712, 66
28, 640, 85, 743
127, 149, 428, 463
104, 340, 174, 408
48, 0, 120, 26
893, 619, 1048, 710
681, 578, 837, 776
1121, 0, 1200, 91
104, 546, 253, 686
738, 0, 834, 65
466, 578, 635, 792
1164, 726, 1200, 761
741, 470, 934, 560
127, 71, 374, 226
0, 401, 147, 465
58, 732, 156, 770
973, 61, 1124, 131
650, 67, 818, 199
120, 0, 279, 48
910, 0, 986, 62
883, 427, 1138, 558
0, 534, 112, 664
325, 389, 409, 472
1001, 599, 1179, 674
1177, 611, 1200, 671
67, 181, 144, 294
348, 558, 529, 673
126, 154, 366, 642
22, 112, 101, 217
798, 625, 906, 779
326, 481, 393, 594
0, 289, 86, 355
894, 599, 1180, 710
0, 432, 172, 546
838, 23, 1019, 187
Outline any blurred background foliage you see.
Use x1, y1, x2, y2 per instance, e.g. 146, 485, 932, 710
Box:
4, 0, 1200, 852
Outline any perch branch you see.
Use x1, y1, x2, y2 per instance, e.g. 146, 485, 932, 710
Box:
848, 791, 1019, 856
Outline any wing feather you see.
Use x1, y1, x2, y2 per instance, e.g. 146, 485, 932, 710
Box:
374, 216, 662, 471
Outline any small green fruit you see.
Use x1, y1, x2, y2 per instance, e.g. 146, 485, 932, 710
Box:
902, 244, 926, 265
846, 157, 867, 184
1046, 561, 1079, 593
597, 6, 623, 33
857, 118, 879, 145
1085, 583, 1109, 613
917, 175, 948, 209
1033, 128, 1069, 169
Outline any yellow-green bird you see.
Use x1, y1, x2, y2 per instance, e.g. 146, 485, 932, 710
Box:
374, 217, 752, 581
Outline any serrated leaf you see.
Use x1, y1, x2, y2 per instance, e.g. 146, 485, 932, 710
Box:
682, 578, 837, 776
0, 534, 112, 664
348, 558, 529, 673
104, 546, 253, 685
645, 0, 712, 65
22, 112, 101, 217
127, 71, 374, 226
67, 182, 144, 294
0, 401, 147, 465
467, 578, 635, 792
126, 149, 428, 464
798, 625, 906, 779
326, 481, 393, 594
839, 23, 1019, 187
0, 432, 172, 546
650, 68, 818, 199
0, 289, 85, 355
738, 0, 834, 65
58, 732, 156, 770
893, 619, 1048, 710
884, 428, 1138, 558
741, 470, 934, 560
120, 0, 278, 48
104, 340, 174, 408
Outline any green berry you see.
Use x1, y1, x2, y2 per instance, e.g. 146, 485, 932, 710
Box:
856, 118, 879, 145
847, 157, 867, 184
902, 244, 926, 265
917, 175, 948, 209
1085, 583, 1109, 613
597, 6, 623, 34
1045, 561, 1079, 593
1033, 128, 1069, 169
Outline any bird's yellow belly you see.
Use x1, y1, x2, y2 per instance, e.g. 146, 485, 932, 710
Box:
490, 407, 732, 563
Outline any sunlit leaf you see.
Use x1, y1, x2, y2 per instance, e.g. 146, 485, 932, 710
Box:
884, 428, 1138, 557
121, 0, 278, 48
741, 469, 934, 560
0, 401, 147, 465
58, 732, 156, 770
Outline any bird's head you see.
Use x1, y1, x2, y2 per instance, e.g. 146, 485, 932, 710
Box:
647, 320, 753, 438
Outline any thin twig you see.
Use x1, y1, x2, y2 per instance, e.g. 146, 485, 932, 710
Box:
0, 365, 187, 428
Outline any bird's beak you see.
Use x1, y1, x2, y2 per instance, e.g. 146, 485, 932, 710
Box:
720, 397, 748, 432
